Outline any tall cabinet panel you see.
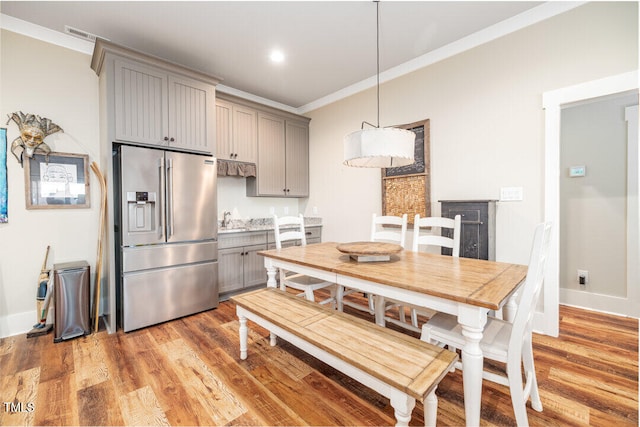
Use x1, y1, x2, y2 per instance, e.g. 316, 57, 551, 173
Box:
168, 75, 215, 153
247, 112, 310, 197
216, 99, 258, 163
114, 60, 168, 146
285, 120, 309, 197
216, 100, 233, 159
255, 112, 286, 196
233, 105, 257, 163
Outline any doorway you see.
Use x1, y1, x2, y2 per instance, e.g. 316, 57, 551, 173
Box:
543, 71, 639, 337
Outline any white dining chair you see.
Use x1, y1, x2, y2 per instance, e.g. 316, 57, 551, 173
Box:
421, 221, 552, 427
336, 213, 408, 314
273, 214, 336, 307
383, 214, 461, 332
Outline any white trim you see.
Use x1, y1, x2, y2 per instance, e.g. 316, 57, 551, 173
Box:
298, 1, 586, 114
2, 2, 586, 115
0, 307, 54, 339
560, 289, 639, 319
0, 14, 94, 55
216, 85, 299, 115
626, 105, 639, 316
542, 71, 640, 337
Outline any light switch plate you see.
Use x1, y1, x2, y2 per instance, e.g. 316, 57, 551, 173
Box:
500, 186, 524, 201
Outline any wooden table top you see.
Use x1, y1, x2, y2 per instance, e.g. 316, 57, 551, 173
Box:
258, 242, 528, 311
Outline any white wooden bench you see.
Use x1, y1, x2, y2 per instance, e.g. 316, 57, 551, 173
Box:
231, 288, 457, 426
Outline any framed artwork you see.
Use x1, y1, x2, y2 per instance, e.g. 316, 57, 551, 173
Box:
381, 119, 430, 225
24, 152, 90, 209
0, 128, 7, 222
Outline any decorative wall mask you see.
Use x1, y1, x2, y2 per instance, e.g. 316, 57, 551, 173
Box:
6, 112, 64, 166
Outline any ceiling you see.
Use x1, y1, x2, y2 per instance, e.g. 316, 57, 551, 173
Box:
1, 1, 550, 112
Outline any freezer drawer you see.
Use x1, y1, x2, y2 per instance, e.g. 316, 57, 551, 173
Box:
122, 261, 218, 332
122, 240, 217, 273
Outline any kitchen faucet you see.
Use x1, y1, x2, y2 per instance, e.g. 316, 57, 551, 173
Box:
223, 211, 232, 228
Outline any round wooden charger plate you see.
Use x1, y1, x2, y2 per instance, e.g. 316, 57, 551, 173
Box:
336, 241, 403, 256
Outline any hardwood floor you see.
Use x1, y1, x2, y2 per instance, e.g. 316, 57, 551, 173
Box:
1, 291, 637, 426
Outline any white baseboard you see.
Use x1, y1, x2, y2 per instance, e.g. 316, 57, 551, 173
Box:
0, 307, 55, 338
560, 288, 639, 318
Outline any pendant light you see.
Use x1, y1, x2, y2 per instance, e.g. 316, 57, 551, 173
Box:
343, 1, 416, 168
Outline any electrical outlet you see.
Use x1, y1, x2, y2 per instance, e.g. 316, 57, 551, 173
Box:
577, 269, 589, 285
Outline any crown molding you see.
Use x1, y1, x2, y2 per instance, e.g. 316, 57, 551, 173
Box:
297, 1, 587, 114
2, 2, 587, 116
0, 13, 94, 55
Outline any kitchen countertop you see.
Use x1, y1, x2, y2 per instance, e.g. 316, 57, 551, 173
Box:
218, 216, 322, 234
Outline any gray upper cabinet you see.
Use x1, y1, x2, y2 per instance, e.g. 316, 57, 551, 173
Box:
247, 112, 309, 197
216, 99, 257, 163
285, 120, 310, 197
92, 40, 219, 155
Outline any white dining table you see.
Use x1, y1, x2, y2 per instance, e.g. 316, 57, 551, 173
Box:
258, 241, 528, 426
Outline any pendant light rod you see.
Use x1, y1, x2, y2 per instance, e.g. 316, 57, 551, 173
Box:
343, 0, 416, 168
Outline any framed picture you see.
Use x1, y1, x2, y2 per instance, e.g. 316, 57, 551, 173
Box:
24, 152, 90, 209
382, 119, 430, 225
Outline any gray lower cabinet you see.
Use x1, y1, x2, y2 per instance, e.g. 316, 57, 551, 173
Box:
218, 232, 268, 296
218, 226, 322, 298
440, 200, 496, 261
267, 226, 322, 248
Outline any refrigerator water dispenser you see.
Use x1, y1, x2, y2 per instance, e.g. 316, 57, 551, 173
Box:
126, 191, 156, 233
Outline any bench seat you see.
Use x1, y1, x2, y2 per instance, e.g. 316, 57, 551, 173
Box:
231, 288, 457, 426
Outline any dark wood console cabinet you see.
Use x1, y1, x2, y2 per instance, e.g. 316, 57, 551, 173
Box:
440, 200, 496, 260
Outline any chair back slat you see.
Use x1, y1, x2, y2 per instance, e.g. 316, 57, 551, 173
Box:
412, 214, 461, 256
273, 214, 307, 249
370, 214, 408, 248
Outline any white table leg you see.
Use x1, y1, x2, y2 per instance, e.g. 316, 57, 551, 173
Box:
502, 291, 519, 322
265, 259, 278, 288
239, 314, 248, 360
458, 307, 487, 427
374, 294, 386, 327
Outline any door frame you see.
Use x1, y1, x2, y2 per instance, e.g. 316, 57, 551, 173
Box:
542, 70, 638, 336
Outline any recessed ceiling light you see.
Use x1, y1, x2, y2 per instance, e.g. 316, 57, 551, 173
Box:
269, 49, 285, 63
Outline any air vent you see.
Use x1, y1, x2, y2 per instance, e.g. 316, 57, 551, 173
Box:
64, 25, 107, 42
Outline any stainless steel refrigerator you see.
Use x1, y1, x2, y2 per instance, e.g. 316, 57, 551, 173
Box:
114, 144, 218, 332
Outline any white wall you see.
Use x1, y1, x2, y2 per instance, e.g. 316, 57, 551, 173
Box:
216, 176, 301, 221
0, 30, 100, 337
306, 2, 638, 266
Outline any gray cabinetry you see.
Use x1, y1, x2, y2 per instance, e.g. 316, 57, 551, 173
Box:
247, 112, 310, 197
267, 225, 322, 248
440, 200, 496, 260
114, 59, 215, 153
92, 40, 219, 155
218, 231, 267, 296
216, 99, 257, 163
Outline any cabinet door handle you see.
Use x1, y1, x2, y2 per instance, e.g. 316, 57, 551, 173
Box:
163, 136, 169, 141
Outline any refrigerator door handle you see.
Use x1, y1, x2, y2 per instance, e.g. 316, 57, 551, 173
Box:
167, 157, 174, 239
158, 157, 165, 240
